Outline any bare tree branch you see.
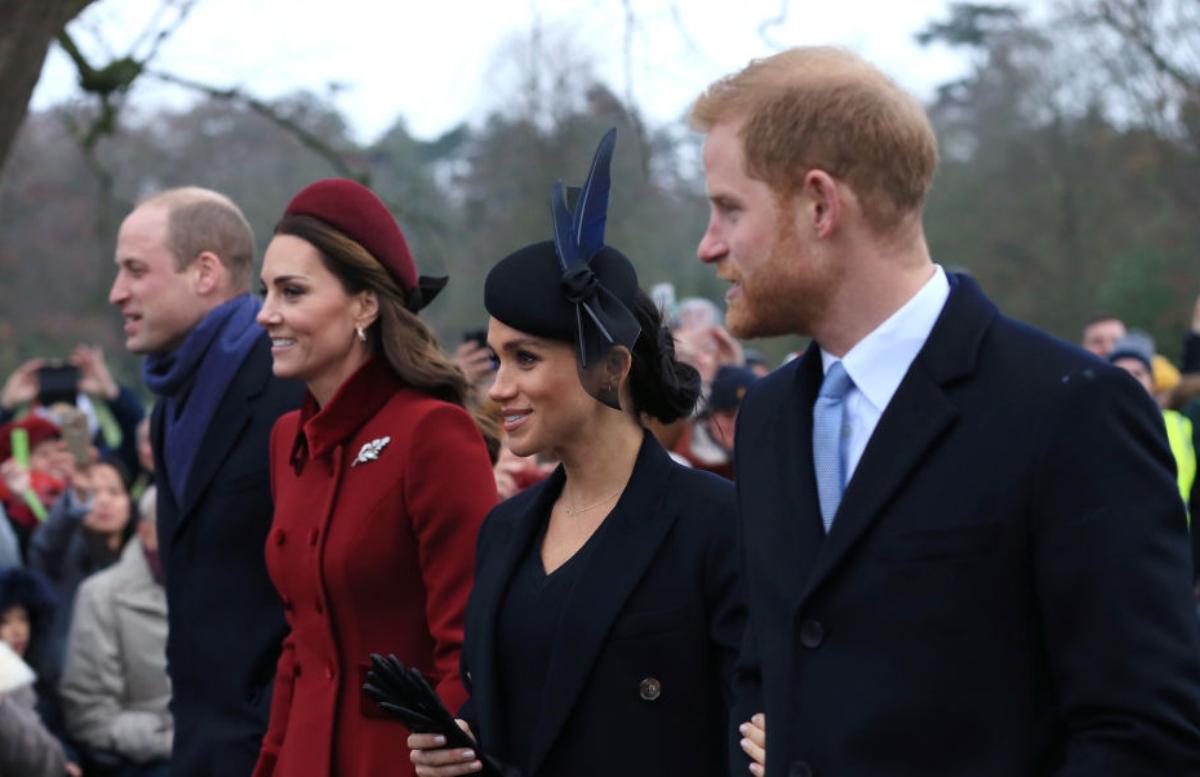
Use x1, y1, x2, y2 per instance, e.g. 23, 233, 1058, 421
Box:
0, 0, 102, 171
1095, 0, 1198, 94
145, 69, 369, 183
137, 0, 199, 65
621, 0, 636, 110
668, 1, 702, 55
758, 0, 790, 50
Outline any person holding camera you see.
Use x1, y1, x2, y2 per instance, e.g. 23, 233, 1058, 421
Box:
251, 179, 497, 777
0, 346, 145, 478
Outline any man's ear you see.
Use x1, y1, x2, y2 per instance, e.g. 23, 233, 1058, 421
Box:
190, 251, 227, 296
800, 169, 844, 239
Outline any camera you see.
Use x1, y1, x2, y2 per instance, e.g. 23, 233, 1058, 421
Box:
37, 363, 80, 407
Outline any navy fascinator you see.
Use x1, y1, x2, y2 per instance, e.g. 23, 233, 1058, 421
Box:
484, 129, 643, 410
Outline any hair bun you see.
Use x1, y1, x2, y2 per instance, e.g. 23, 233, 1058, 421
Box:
628, 291, 701, 423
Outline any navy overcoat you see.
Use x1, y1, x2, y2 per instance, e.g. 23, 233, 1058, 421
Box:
732, 273, 1200, 776
461, 433, 745, 777
152, 334, 302, 776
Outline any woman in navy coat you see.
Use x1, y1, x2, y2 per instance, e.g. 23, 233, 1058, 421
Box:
409, 132, 745, 777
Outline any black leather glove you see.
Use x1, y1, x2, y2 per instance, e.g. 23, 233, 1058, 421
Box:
363, 653, 519, 777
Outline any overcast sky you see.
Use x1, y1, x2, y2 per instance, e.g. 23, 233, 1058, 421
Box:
32, 0, 975, 143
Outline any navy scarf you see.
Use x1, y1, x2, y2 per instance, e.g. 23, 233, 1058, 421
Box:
142, 294, 263, 503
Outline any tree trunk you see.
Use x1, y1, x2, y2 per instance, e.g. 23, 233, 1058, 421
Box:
0, 0, 96, 174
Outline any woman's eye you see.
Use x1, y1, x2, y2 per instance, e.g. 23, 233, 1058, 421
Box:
516, 351, 538, 366
282, 286, 304, 299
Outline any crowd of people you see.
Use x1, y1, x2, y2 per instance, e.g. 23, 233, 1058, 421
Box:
2, 45, 1200, 777
0, 346, 161, 776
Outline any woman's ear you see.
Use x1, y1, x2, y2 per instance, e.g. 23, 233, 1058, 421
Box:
581, 345, 634, 412
603, 345, 633, 389
355, 290, 380, 329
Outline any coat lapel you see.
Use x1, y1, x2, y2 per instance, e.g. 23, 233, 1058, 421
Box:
149, 402, 179, 546
752, 348, 827, 598
525, 435, 680, 776
794, 273, 997, 612
177, 337, 271, 519
470, 472, 562, 752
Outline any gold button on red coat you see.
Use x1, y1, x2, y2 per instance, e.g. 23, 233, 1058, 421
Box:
638, 677, 662, 702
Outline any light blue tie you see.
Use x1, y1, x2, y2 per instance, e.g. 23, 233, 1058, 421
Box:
813, 361, 854, 532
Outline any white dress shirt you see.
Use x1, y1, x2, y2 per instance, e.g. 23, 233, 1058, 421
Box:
819, 265, 950, 483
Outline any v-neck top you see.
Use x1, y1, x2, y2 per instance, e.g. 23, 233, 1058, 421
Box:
494, 511, 608, 772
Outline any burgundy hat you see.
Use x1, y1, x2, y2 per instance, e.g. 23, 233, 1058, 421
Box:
283, 178, 446, 312
0, 416, 61, 463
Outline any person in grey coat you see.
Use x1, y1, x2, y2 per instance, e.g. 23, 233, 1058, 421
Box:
60, 486, 169, 776
0, 567, 75, 776
0, 640, 69, 777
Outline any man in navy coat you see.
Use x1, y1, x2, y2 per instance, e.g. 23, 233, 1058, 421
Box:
110, 187, 302, 775
692, 47, 1200, 776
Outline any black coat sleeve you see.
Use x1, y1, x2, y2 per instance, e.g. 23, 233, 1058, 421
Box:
457, 509, 498, 738
728, 431, 763, 777
1032, 367, 1200, 774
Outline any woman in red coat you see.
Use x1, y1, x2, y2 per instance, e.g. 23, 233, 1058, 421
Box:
251, 179, 499, 777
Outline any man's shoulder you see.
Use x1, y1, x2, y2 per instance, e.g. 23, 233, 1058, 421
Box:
748, 357, 802, 399
980, 312, 1120, 390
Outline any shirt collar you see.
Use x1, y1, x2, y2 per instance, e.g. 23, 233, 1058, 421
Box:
290, 356, 402, 464
820, 265, 950, 412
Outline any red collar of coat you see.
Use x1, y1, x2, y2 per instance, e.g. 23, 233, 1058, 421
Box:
289, 356, 403, 466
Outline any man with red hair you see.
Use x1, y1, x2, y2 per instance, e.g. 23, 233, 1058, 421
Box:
693, 47, 1200, 776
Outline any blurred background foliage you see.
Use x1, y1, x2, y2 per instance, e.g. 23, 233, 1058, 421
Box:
0, 0, 1197, 388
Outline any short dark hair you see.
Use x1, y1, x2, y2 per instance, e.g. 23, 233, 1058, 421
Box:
141, 187, 255, 293
1084, 314, 1124, 328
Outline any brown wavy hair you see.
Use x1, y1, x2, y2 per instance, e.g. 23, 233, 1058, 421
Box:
275, 214, 500, 461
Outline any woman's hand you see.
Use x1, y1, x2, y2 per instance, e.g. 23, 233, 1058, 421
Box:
65, 459, 93, 503
408, 719, 482, 776
740, 712, 766, 776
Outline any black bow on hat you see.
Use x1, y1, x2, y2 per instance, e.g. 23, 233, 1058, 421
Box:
549, 128, 641, 369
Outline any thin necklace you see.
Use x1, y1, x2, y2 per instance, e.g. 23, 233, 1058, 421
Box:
563, 488, 622, 516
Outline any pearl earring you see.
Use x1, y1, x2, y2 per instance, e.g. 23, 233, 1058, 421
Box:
356, 325, 366, 342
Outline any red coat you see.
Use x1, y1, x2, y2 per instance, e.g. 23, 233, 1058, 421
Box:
253, 358, 497, 777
